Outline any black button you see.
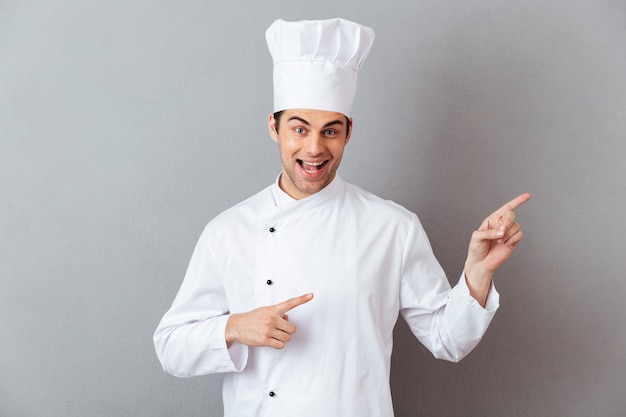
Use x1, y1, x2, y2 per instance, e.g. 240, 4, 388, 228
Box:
269, 227, 276, 233
269, 391, 276, 397
266, 279, 273, 285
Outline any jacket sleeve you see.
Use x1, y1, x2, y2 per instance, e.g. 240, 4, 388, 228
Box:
153, 225, 248, 377
399, 214, 499, 362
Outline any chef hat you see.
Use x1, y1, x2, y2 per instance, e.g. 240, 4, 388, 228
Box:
265, 18, 375, 117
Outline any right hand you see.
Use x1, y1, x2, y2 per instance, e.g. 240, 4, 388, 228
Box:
225, 293, 314, 349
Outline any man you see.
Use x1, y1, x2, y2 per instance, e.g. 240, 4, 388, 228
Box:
154, 18, 530, 417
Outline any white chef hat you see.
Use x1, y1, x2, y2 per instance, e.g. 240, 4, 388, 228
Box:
265, 18, 375, 117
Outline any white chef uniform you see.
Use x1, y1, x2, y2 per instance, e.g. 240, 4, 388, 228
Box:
154, 174, 499, 417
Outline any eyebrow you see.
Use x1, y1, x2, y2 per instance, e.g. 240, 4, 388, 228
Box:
287, 116, 345, 129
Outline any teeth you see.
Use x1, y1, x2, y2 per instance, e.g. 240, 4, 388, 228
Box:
302, 161, 323, 166
301, 161, 324, 172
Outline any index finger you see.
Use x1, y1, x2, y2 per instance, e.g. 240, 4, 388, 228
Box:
500, 192, 532, 212
275, 293, 314, 314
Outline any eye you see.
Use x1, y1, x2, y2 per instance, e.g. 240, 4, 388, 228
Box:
295, 127, 305, 134
324, 129, 337, 136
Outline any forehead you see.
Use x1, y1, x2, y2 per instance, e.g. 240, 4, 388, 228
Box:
283, 109, 347, 126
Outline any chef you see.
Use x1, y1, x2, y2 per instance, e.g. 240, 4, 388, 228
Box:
154, 18, 530, 417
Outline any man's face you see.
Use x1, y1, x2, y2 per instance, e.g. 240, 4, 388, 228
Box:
268, 109, 352, 200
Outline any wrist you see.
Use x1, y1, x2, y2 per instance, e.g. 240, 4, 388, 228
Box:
225, 314, 238, 348
464, 263, 494, 307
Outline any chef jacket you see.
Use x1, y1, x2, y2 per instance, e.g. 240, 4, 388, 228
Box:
154, 175, 499, 417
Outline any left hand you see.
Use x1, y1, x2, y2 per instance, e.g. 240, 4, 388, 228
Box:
464, 193, 531, 304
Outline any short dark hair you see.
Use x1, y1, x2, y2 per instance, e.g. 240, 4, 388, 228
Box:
273, 111, 351, 137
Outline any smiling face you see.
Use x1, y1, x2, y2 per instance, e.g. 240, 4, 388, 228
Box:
268, 109, 352, 200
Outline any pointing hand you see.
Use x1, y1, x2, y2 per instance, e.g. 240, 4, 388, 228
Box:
464, 193, 531, 305
225, 293, 314, 349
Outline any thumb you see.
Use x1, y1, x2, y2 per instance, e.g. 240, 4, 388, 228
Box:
473, 228, 505, 243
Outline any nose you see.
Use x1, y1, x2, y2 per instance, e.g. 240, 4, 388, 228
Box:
304, 133, 324, 155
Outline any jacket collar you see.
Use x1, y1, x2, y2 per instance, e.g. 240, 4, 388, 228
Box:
271, 173, 344, 209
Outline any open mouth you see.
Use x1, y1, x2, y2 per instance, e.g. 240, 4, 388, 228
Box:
298, 160, 328, 173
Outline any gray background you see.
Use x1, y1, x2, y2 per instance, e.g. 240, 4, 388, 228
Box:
1, 0, 625, 416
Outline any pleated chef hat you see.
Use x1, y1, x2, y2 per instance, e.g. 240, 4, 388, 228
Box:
265, 18, 375, 117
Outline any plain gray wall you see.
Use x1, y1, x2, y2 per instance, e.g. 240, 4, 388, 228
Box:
1, 0, 625, 416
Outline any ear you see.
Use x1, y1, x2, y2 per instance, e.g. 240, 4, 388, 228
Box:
345, 117, 353, 145
268, 113, 279, 143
